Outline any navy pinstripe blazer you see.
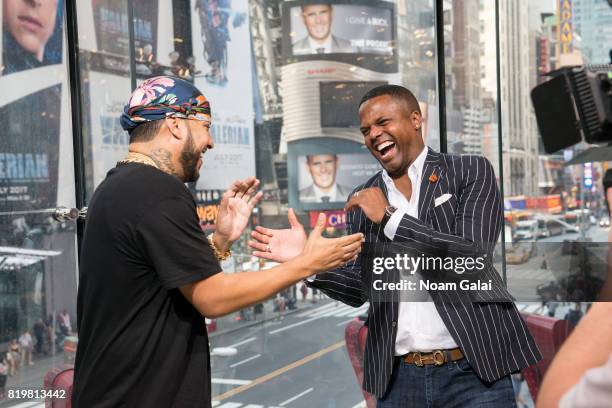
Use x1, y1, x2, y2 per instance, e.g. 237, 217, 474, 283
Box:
309, 148, 542, 398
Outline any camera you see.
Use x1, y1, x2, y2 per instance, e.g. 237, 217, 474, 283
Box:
531, 64, 612, 154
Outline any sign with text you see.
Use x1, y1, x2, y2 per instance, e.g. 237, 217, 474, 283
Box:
309, 210, 347, 229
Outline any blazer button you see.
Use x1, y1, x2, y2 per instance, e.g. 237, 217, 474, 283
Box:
392, 321, 397, 327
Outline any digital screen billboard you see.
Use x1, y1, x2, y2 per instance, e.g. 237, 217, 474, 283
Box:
281, 0, 397, 73
320, 81, 387, 128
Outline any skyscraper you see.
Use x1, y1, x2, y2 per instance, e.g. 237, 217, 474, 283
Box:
498, 0, 540, 196
572, 0, 612, 64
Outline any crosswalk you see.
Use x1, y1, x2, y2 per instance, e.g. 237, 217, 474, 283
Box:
296, 302, 369, 319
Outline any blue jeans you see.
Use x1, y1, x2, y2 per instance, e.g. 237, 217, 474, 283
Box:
377, 358, 517, 408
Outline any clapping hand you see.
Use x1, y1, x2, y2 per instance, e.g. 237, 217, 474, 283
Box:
249, 208, 307, 263
215, 176, 263, 251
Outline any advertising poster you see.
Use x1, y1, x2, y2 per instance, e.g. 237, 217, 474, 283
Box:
281, 0, 397, 73
296, 152, 381, 207
1, 0, 64, 75
92, 0, 159, 57
319, 81, 387, 128
0, 0, 73, 213
288, 3, 394, 56
86, 72, 132, 189
191, 0, 256, 190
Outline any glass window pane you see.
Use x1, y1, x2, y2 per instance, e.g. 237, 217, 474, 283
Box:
77, 0, 133, 200
0, 0, 79, 390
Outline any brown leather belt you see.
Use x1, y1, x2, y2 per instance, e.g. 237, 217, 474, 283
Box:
402, 348, 464, 367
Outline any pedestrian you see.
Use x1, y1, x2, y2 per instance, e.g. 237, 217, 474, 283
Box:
300, 282, 308, 302
19, 330, 34, 366
58, 310, 72, 336
0, 354, 7, 398
8, 339, 20, 376
33, 318, 46, 354
71, 76, 363, 407
564, 302, 584, 330
275, 293, 286, 320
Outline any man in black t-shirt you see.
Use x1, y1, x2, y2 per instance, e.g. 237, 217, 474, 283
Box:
72, 76, 364, 407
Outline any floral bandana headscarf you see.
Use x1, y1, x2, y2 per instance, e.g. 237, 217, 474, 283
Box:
120, 76, 211, 132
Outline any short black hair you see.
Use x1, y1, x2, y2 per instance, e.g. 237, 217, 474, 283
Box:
128, 120, 164, 144
358, 84, 421, 115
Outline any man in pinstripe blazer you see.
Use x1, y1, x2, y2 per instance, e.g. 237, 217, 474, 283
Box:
250, 85, 541, 407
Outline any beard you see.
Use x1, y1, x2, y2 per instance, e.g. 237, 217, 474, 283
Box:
180, 128, 201, 182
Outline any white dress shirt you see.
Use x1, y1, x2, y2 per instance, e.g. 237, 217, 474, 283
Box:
382, 146, 458, 354
312, 183, 339, 202
307, 35, 332, 54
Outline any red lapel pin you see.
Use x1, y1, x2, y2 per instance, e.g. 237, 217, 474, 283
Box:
429, 173, 438, 183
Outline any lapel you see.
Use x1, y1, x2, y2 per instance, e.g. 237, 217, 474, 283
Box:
373, 172, 388, 198
418, 148, 444, 224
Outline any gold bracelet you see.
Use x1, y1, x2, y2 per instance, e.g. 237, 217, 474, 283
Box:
207, 233, 232, 261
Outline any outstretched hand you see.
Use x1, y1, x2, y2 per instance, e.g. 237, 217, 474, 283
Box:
300, 213, 364, 273
215, 176, 263, 249
249, 208, 307, 263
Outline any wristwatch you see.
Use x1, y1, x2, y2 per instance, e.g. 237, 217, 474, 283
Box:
381, 205, 397, 227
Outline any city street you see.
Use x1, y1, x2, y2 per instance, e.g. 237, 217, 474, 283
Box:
2, 228, 608, 408
0, 301, 370, 408
208, 301, 369, 407
506, 225, 609, 301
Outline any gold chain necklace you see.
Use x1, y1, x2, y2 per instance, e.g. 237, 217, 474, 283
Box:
117, 152, 159, 169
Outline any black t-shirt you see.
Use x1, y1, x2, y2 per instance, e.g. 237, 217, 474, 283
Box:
72, 163, 221, 408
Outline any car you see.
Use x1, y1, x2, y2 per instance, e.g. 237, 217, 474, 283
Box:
514, 220, 539, 241
599, 217, 610, 228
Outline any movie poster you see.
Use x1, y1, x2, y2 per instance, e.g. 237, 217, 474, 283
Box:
86, 72, 132, 189
190, 0, 256, 191
0, 0, 73, 213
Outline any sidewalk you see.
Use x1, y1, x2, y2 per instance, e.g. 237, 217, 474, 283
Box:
0, 351, 67, 407
209, 290, 325, 338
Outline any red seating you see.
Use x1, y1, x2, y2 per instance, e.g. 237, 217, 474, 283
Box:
43, 365, 74, 408
345, 319, 376, 408
520, 313, 573, 401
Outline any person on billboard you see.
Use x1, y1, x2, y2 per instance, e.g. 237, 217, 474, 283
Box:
299, 154, 351, 203
2, 0, 60, 74
250, 85, 541, 406
71, 76, 363, 407
292, 2, 352, 55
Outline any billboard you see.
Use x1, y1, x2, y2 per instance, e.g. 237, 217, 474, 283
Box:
92, 0, 159, 58
1, 0, 64, 75
288, 138, 381, 211
297, 153, 380, 205
281, 0, 397, 73
319, 81, 387, 128
0, 0, 74, 213
558, 0, 573, 54
85, 72, 132, 189
191, 0, 255, 190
